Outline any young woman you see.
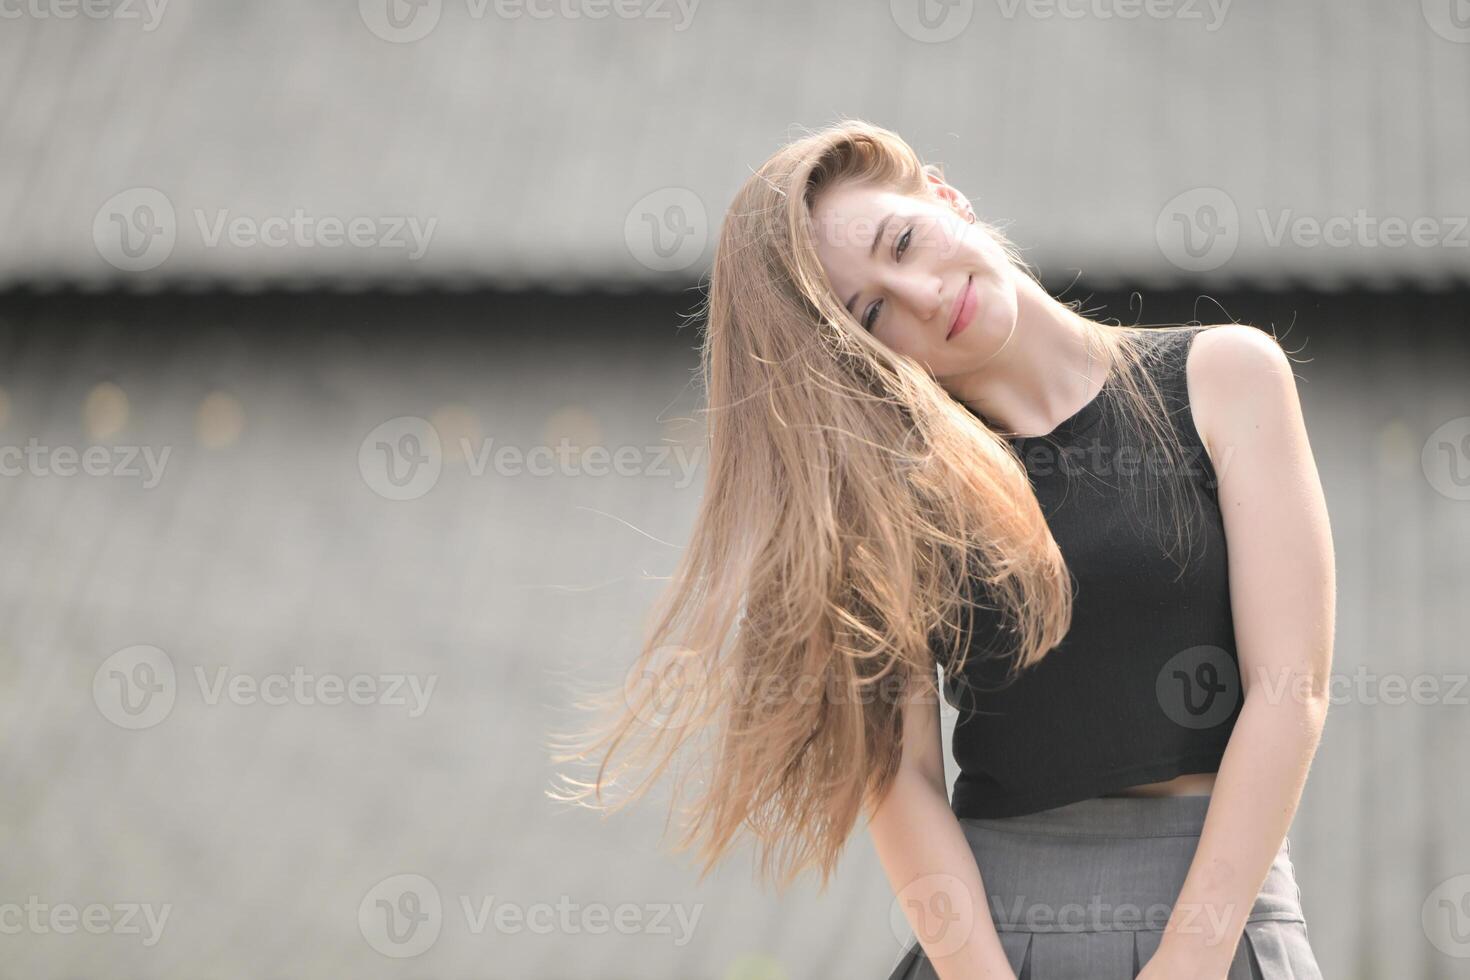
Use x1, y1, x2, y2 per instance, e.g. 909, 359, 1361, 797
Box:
549, 120, 1334, 980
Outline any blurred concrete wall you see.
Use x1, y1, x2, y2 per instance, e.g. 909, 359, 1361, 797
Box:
0, 1, 1467, 291
0, 289, 1465, 978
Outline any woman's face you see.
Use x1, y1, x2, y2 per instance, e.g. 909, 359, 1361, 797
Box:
809, 179, 1019, 378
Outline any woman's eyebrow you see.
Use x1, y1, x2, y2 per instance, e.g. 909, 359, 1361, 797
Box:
868, 213, 893, 258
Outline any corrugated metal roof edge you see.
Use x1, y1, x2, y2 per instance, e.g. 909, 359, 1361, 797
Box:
2, 267, 1465, 296
17, 261, 1457, 295
0, 272, 706, 297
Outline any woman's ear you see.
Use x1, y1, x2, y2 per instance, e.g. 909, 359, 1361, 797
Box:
925, 168, 977, 224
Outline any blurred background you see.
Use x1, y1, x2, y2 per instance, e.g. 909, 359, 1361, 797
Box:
0, 1, 1467, 978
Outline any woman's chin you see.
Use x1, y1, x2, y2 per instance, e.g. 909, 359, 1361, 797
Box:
968, 301, 1017, 360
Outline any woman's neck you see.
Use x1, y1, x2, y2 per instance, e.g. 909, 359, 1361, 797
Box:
949, 277, 1104, 438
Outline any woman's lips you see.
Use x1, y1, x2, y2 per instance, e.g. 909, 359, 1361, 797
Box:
947, 275, 976, 340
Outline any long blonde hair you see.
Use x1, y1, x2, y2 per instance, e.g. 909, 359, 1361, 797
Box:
548, 119, 1215, 894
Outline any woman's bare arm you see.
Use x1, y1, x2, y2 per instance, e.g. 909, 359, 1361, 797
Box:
1140, 325, 1335, 977
867, 656, 1017, 980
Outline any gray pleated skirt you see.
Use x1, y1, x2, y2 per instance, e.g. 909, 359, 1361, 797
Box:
885, 794, 1321, 979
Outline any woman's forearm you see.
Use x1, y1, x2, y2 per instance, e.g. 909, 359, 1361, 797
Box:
1150, 689, 1329, 976
868, 768, 1017, 980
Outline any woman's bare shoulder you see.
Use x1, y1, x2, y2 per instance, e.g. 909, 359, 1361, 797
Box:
1184, 324, 1298, 463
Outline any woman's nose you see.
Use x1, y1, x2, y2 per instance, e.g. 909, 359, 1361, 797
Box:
889, 272, 944, 320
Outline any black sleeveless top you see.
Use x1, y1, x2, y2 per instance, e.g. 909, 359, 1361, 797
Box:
942, 325, 1241, 819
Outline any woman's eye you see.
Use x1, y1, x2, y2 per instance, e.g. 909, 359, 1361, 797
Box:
864, 299, 883, 331
858, 227, 911, 331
